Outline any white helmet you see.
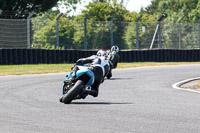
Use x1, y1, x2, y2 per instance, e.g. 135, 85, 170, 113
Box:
111, 45, 119, 52
97, 49, 108, 57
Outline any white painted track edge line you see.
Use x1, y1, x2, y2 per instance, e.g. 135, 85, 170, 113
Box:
172, 77, 200, 94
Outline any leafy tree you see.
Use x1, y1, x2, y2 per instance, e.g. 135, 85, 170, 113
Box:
140, 0, 200, 49
74, 1, 130, 49
123, 14, 157, 49
31, 0, 158, 50
75, 1, 128, 21
142, 0, 161, 15
55, 0, 81, 15
32, 10, 76, 49
143, 0, 200, 23
0, 0, 59, 18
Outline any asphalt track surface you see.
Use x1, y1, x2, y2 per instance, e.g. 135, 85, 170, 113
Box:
1, 64, 200, 133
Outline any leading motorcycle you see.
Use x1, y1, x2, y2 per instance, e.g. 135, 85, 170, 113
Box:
59, 65, 95, 104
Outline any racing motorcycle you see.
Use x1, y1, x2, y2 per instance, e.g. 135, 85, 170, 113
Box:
59, 65, 95, 104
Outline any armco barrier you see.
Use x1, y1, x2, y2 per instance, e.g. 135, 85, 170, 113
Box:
0, 49, 200, 65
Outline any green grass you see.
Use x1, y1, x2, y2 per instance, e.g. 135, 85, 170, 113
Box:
1, 62, 200, 76
0, 64, 73, 76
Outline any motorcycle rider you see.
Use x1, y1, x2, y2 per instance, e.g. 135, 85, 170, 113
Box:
64, 49, 110, 98
107, 45, 120, 79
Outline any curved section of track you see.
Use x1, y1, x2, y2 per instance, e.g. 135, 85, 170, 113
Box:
1, 64, 200, 133
172, 77, 200, 94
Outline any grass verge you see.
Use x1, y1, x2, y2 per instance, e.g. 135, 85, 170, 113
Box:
1, 62, 200, 76
196, 81, 200, 90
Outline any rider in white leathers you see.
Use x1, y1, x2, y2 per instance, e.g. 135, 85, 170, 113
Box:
64, 49, 110, 97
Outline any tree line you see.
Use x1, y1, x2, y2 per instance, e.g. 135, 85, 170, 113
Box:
1, 0, 200, 49
31, 0, 156, 49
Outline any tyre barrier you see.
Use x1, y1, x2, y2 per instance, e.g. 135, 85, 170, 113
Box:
0, 48, 200, 65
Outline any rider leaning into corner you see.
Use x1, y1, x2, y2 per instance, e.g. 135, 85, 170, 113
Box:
107, 45, 120, 79
64, 49, 110, 98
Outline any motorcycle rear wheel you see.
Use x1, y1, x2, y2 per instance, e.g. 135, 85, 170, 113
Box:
62, 80, 84, 104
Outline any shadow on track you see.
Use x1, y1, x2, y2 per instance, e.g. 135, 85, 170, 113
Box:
71, 102, 133, 105
106, 78, 133, 80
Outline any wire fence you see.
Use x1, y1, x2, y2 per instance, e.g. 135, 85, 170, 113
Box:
0, 19, 27, 48
0, 18, 200, 50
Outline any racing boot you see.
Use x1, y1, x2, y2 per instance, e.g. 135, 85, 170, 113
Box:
106, 71, 112, 79
89, 89, 98, 97
74, 86, 91, 100
80, 86, 91, 99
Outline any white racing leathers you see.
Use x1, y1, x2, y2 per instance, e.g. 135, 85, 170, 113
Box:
75, 55, 110, 97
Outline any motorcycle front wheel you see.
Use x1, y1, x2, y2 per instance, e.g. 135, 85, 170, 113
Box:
62, 80, 84, 104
